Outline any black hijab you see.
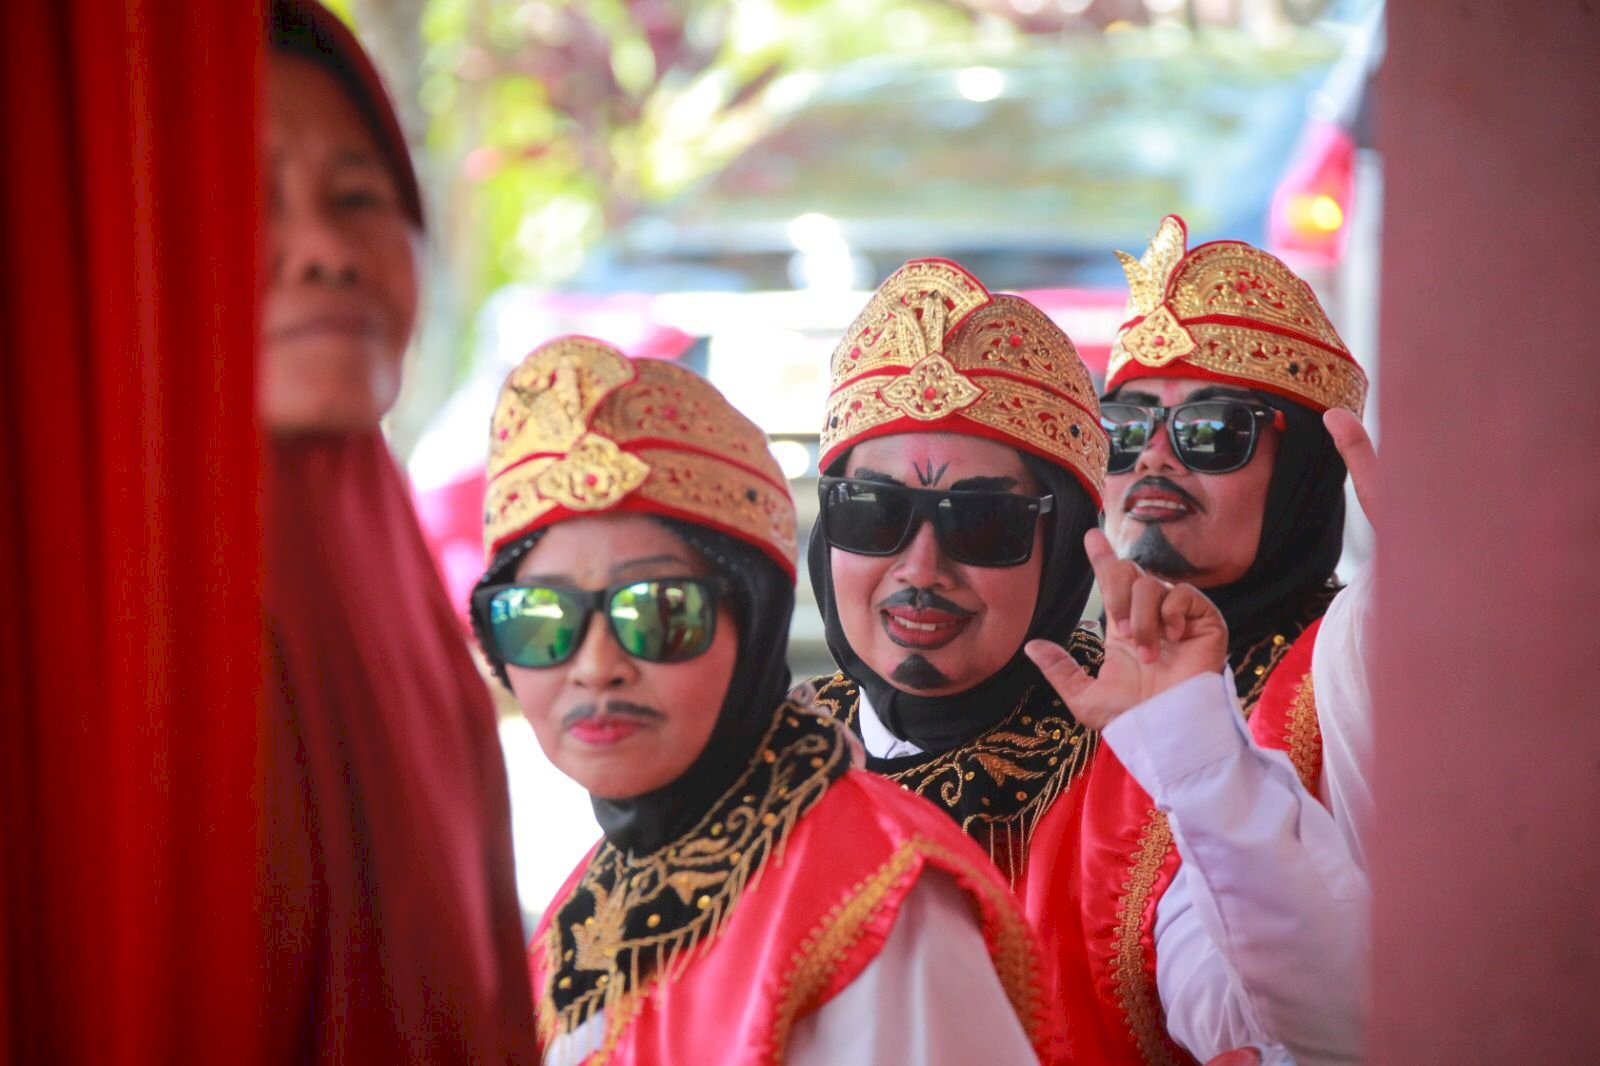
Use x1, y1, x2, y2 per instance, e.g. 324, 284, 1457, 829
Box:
1201, 390, 1348, 657
808, 448, 1100, 754
473, 518, 794, 856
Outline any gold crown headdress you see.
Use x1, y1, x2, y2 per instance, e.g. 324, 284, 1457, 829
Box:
820, 259, 1107, 506
1106, 215, 1367, 415
484, 336, 796, 578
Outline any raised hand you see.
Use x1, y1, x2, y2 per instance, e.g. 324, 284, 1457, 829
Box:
1024, 529, 1227, 730
1324, 407, 1377, 530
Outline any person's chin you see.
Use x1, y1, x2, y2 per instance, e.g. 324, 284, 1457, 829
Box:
569, 761, 669, 802
262, 368, 397, 433
872, 647, 961, 695
263, 397, 388, 434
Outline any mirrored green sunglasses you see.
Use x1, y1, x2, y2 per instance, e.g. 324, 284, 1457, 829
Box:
473, 576, 726, 669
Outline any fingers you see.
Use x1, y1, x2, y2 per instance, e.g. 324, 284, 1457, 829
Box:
1085, 528, 1135, 633
1323, 408, 1378, 528
1159, 583, 1230, 673
1025, 639, 1093, 702
1160, 582, 1190, 642
1126, 575, 1167, 663
1159, 583, 1212, 639
1086, 528, 1172, 659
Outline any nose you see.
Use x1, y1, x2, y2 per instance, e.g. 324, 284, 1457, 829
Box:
566, 611, 638, 692
271, 199, 363, 289
889, 519, 954, 589
1130, 411, 1182, 477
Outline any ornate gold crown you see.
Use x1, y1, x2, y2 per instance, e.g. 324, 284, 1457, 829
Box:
484, 336, 797, 578
1106, 215, 1367, 415
821, 259, 1107, 506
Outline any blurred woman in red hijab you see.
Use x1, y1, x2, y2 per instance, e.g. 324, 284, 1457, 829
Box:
259, 2, 537, 1060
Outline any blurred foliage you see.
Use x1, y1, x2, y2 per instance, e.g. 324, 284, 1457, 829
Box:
408, 0, 995, 301
327, 0, 1027, 453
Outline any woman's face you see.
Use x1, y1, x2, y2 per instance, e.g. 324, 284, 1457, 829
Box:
505, 514, 739, 800
262, 53, 420, 432
829, 433, 1045, 697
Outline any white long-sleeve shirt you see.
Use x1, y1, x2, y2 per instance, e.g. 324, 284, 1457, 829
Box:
860, 674, 1368, 1066
1310, 562, 1376, 873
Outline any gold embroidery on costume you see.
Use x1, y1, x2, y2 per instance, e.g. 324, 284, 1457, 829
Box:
484, 337, 797, 571
536, 708, 849, 1048
491, 337, 636, 478
961, 298, 1098, 410
968, 373, 1110, 480
1117, 303, 1198, 369
830, 259, 991, 381
1170, 326, 1366, 416
1175, 244, 1347, 350
1115, 215, 1189, 319
1112, 812, 1186, 1066
879, 353, 984, 419
770, 837, 1048, 1057
532, 433, 651, 512
1284, 673, 1322, 794
824, 369, 1105, 487
822, 261, 1108, 503
809, 628, 1103, 886
631, 450, 797, 565
1107, 215, 1367, 416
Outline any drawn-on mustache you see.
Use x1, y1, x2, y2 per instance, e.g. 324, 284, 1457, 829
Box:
561, 700, 667, 730
1123, 476, 1205, 513
873, 587, 976, 618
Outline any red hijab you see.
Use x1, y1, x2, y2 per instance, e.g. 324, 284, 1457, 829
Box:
261, 3, 536, 1060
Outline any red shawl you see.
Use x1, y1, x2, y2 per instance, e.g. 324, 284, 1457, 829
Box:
262, 431, 537, 1062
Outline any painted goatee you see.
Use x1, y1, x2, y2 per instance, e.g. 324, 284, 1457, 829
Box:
890, 654, 952, 690
1126, 523, 1200, 579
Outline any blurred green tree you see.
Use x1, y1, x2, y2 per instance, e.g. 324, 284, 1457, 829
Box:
330, 0, 1000, 446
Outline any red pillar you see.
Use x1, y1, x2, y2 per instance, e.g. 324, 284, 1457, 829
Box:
1373, 3, 1600, 1061
0, 2, 263, 1062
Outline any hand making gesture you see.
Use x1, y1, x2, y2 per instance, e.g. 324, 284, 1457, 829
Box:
1025, 529, 1228, 730
1323, 407, 1377, 530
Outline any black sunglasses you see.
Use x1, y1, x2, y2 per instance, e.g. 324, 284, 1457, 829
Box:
1101, 399, 1286, 475
817, 476, 1053, 568
472, 576, 726, 669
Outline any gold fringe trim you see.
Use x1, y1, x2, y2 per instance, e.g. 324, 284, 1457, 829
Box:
1284, 671, 1322, 794
1112, 810, 1185, 1066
